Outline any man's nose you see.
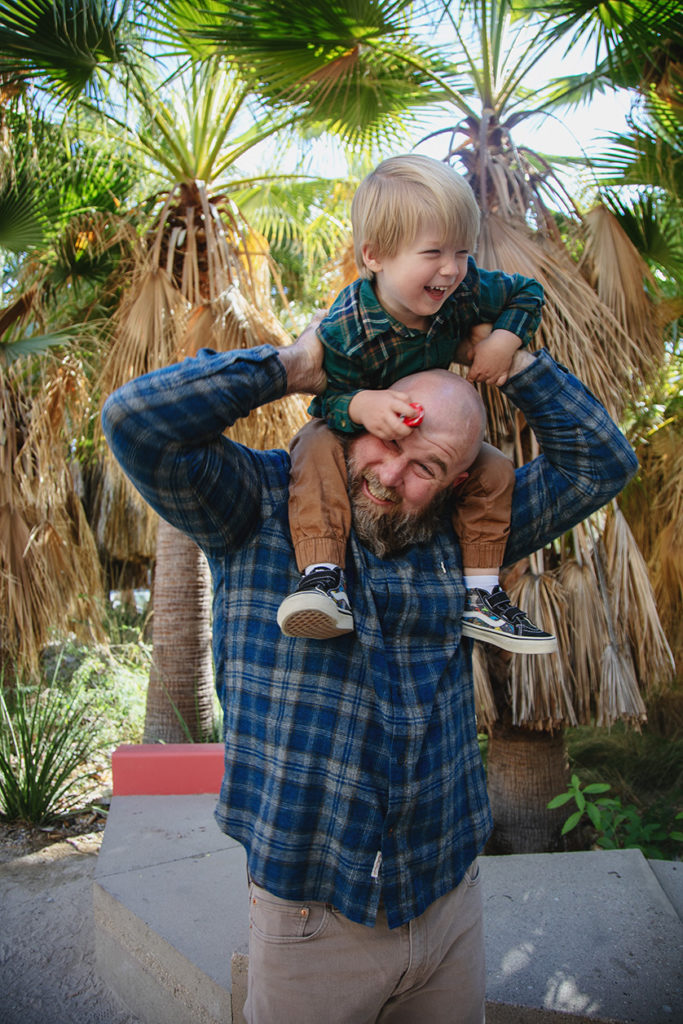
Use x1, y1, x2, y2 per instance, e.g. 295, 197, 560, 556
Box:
377, 455, 406, 489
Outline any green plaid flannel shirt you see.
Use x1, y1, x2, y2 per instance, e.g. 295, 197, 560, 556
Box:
309, 257, 544, 431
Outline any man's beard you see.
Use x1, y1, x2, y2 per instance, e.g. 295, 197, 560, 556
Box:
346, 449, 451, 558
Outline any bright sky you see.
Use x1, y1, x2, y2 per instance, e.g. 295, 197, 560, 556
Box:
406, 22, 636, 205
414, 87, 634, 202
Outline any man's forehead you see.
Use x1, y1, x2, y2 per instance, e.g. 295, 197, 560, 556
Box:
406, 427, 464, 478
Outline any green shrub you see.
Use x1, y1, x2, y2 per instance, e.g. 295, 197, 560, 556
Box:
0, 681, 107, 825
548, 773, 683, 860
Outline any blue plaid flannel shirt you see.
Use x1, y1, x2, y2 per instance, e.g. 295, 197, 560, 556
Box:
102, 345, 637, 929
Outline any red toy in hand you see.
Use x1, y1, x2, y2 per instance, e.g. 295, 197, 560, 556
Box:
402, 403, 424, 427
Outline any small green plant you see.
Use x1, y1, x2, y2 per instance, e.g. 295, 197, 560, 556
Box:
0, 681, 106, 825
548, 774, 683, 860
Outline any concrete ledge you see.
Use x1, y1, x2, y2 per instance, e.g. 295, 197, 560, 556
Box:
95, 796, 683, 1024
94, 882, 233, 1024
112, 743, 224, 796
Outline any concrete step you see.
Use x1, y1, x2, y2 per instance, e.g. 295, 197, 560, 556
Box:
94, 795, 683, 1024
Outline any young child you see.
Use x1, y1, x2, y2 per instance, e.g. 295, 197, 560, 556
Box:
277, 154, 557, 654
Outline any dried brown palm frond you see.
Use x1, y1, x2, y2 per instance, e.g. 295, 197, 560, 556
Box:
152, 184, 279, 311
472, 642, 498, 730
597, 643, 647, 729
98, 262, 191, 395
620, 419, 683, 666
180, 288, 310, 451
647, 427, 683, 641
0, 358, 105, 676
579, 204, 662, 378
557, 545, 610, 724
603, 501, 675, 686
477, 213, 646, 420
650, 521, 683, 663
507, 571, 575, 730
321, 240, 358, 302
92, 454, 157, 563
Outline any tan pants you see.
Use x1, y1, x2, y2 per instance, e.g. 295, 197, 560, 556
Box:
244, 863, 485, 1024
289, 418, 514, 571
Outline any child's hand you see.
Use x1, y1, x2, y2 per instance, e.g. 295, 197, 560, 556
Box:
454, 322, 493, 366
466, 328, 522, 387
348, 389, 416, 439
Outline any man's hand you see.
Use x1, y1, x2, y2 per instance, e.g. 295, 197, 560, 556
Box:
348, 389, 416, 439
507, 346, 535, 378
278, 311, 328, 395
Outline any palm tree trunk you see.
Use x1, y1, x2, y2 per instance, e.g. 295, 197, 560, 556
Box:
143, 517, 215, 743
486, 720, 569, 853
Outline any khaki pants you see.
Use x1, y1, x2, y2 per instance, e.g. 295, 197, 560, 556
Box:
289, 418, 514, 571
244, 863, 485, 1024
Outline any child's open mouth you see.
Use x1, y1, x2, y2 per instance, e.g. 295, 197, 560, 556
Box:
424, 285, 448, 301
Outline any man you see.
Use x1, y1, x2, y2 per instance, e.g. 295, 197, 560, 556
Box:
103, 324, 637, 1024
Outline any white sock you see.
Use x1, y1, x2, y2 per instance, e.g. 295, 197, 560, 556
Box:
303, 563, 339, 575
464, 574, 499, 593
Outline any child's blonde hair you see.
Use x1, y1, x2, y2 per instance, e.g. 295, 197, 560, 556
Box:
351, 154, 480, 280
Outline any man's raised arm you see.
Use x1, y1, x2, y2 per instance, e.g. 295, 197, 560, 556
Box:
501, 349, 638, 566
101, 323, 327, 556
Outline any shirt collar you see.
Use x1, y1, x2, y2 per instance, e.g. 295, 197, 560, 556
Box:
357, 277, 464, 341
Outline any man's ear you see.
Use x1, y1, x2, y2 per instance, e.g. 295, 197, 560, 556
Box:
451, 471, 468, 490
361, 243, 383, 274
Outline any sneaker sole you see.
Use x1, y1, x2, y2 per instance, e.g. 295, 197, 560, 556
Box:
461, 621, 558, 654
277, 593, 354, 639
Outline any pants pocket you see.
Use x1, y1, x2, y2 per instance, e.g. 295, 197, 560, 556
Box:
249, 882, 331, 944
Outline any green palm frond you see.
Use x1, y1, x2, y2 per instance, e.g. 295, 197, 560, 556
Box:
540, 66, 631, 109
166, 0, 453, 147
601, 190, 683, 285
125, 61, 300, 186
0, 0, 141, 103
0, 176, 49, 252
170, 0, 418, 80
513, 0, 682, 81
590, 123, 683, 197
233, 175, 355, 259
2, 328, 83, 363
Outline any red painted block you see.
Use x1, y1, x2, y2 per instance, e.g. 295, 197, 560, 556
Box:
112, 743, 225, 796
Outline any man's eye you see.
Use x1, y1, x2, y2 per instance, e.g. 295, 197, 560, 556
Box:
413, 463, 435, 479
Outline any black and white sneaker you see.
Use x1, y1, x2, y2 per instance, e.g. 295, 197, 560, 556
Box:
277, 566, 354, 639
461, 585, 558, 654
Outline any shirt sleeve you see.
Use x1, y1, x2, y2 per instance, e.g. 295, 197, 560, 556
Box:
477, 265, 544, 347
501, 350, 638, 566
101, 346, 288, 556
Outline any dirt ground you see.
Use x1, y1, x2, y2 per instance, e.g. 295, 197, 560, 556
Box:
0, 819, 143, 1024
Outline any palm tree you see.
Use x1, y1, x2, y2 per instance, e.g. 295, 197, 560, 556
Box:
0, 102, 142, 675
521, 1, 682, 690
0, 1, 447, 738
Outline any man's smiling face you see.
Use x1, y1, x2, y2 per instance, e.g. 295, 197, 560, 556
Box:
346, 369, 486, 555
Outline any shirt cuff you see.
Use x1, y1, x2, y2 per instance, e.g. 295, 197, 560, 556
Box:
493, 309, 537, 347
502, 348, 566, 404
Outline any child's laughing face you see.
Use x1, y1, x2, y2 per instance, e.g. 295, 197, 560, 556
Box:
362, 226, 469, 331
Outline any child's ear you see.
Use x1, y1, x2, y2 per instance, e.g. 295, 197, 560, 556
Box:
361, 243, 383, 274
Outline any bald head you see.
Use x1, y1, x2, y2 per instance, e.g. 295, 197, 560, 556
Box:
390, 368, 486, 482
346, 368, 487, 556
